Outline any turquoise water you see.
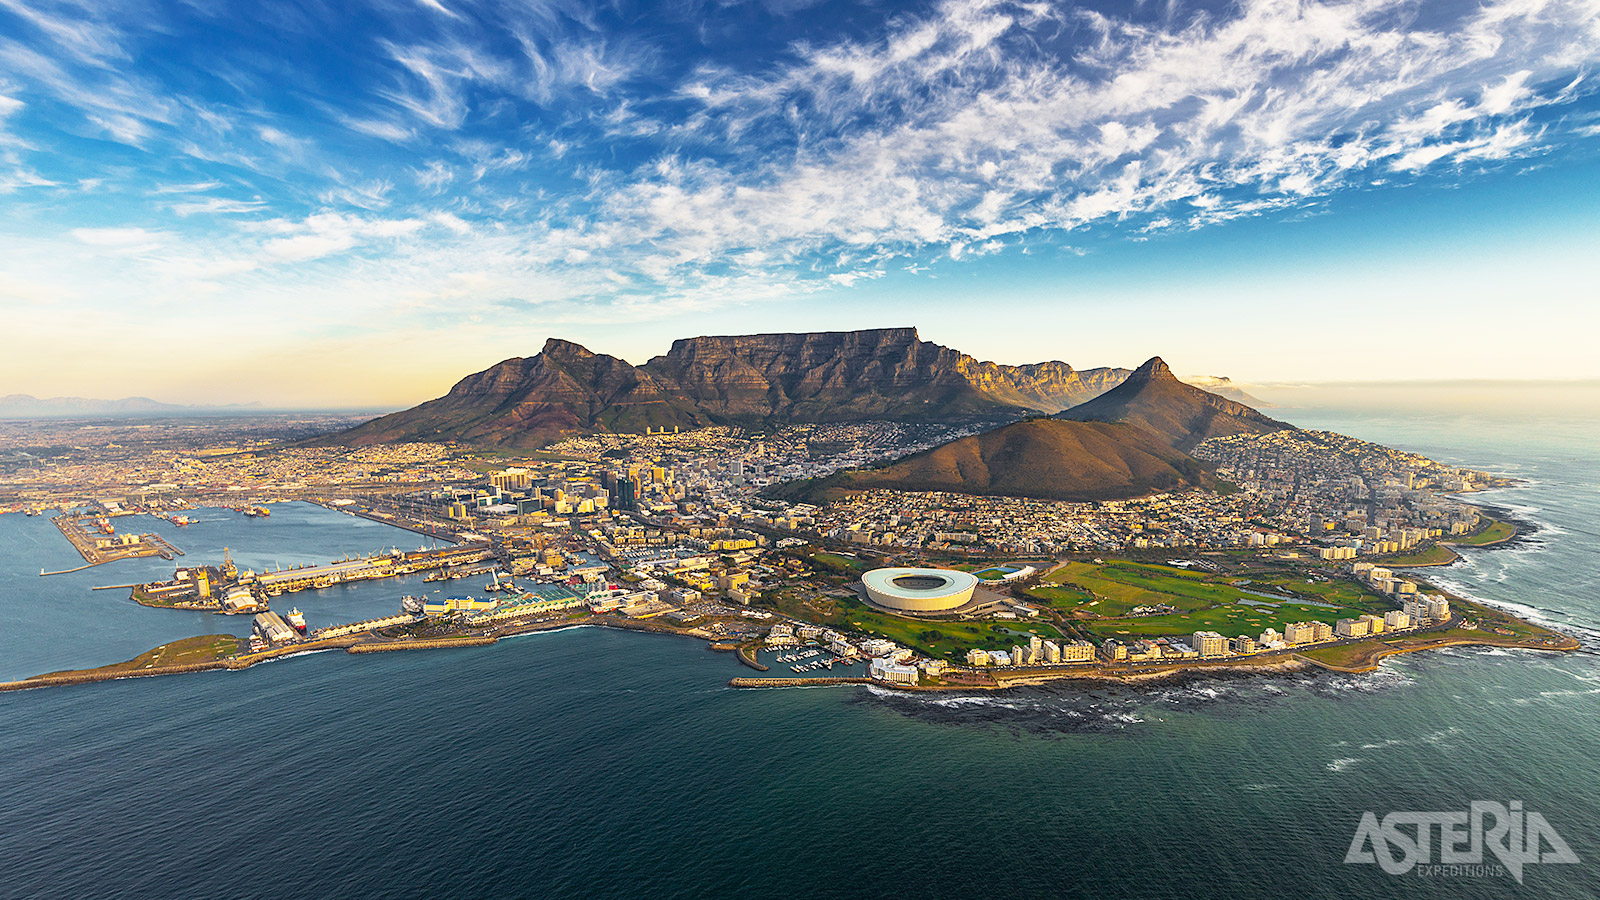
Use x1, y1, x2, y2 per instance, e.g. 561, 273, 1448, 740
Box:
2, 412, 1599, 898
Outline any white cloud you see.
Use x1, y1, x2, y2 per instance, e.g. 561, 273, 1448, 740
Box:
71, 226, 162, 246
4, 0, 1600, 356
343, 117, 416, 143
169, 196, 267, 216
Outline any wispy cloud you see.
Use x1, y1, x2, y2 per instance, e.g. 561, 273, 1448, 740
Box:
0, 0, 1598, 394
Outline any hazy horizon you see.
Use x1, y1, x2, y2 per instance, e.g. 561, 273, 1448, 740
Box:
8, 373, 1600, 420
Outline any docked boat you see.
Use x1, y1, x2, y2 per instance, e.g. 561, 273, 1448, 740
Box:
285, 608, 307, 634
244, 506, 271, 518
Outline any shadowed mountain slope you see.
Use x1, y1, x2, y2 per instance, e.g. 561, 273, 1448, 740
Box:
769, 417, 1215, 504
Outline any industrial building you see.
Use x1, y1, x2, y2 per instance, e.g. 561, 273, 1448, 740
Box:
253, 611, 297, 645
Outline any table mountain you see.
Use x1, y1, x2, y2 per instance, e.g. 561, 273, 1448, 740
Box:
322, 328, 1129, 447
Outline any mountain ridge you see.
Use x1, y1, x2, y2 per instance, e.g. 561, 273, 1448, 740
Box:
1056, 356, 1290, 451
771, 356, 1294, 504
770, 417, 1216, 504
0, 394, 266, 418
323, 328, 1132, 448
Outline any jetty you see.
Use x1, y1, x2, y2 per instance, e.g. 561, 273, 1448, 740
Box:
728, 676, 871, 688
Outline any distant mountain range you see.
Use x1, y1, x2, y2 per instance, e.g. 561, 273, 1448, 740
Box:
323, 328, 1135, 448
0, 394, 264, 418
774, 357, 1290, 503
1176, 375, 1272, 409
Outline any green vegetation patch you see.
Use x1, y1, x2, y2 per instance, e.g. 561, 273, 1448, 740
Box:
1297, 640, 1389, 669
837, 597, 1062, 660
809, 552, 870, 574
1041, 560, 1241, 615
1032, 559, 1395, 641
1024, 583, 1094, 608
34, 634, 242, 679
1375, 544, 1458, 566
1094, 599, 1377, 640
1451, 520, 1516, 546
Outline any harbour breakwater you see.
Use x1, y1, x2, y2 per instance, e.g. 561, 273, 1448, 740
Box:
347, 636, 498, 653
729, 677, 871, 688
0, 660, 231, 693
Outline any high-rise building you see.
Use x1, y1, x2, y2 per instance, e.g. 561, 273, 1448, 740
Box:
1335, 617, 1370, 638
1061, 640, 1095, 662
1284, 622, 1318, 644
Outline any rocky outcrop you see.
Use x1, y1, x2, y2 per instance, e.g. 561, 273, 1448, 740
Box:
644, 328, 1124, 421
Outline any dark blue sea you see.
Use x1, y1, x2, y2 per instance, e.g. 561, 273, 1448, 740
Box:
2, 411, 1599, 899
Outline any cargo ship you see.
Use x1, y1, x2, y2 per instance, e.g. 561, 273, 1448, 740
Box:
244, 506, 271, 518
285, 608, 307, 634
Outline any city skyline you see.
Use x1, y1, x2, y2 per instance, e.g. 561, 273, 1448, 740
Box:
2, 0, 1598, 406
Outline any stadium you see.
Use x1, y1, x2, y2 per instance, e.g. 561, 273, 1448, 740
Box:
860, 567, 979, 615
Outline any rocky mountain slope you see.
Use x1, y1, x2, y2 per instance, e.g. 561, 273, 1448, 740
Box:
1056, 357, 1289, 451
772, 417, 1214, 503
772, 356, 1292, 504
324, 328, 1129, 448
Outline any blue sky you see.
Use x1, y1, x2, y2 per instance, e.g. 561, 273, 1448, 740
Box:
1, 0, 1597, 406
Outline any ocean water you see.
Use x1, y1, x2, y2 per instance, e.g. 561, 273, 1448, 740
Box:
3, 412, 1600, 899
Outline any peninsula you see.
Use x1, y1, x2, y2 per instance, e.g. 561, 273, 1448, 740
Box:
0, 329, 1573, 693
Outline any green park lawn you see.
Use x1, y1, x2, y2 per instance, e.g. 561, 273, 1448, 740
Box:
809, 552, 870, 574
1032, 559, 1395, 642
837, 597, 1062, 660
34, 634, 242, 679
1450, 520, 1516, 546
1375, 544, 1458, 566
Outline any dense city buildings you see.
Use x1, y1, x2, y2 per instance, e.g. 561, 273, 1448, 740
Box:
0, 412, 1542, 690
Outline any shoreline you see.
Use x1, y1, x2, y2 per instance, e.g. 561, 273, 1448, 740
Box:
1291, 634, 1578, 674
2, 518, 1579, 696
1451, 505, 1537, 548
2, 611, 1575, 696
